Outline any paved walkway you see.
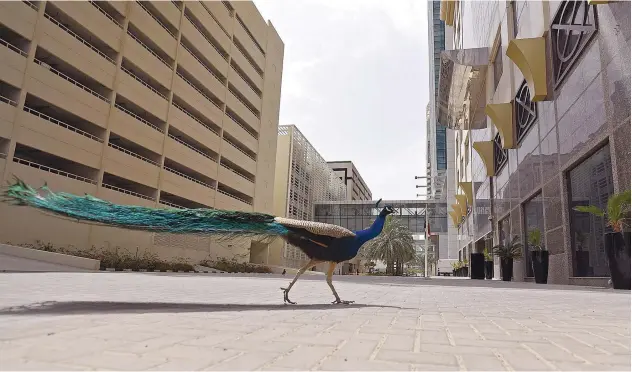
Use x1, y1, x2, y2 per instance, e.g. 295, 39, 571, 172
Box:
0, 272, 629, 371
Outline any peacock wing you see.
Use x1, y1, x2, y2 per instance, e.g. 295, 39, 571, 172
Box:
273, 217, 356, 239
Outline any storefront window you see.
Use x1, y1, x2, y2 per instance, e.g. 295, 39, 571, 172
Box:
568, 144, 614, 277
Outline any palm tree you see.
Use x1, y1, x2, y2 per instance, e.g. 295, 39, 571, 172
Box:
360, 215, 415, 275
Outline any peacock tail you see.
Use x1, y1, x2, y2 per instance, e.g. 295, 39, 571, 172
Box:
1, 178, 289, 242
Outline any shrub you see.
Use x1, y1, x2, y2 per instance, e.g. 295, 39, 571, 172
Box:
12, 241, 194, 271
199, 257, 272, 273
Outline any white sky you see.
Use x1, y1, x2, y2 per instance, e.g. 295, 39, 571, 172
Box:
254, 0, 431, 200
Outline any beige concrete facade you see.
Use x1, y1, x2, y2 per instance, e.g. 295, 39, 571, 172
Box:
0, 1, 284, 264
327, 161, 372, 202
266, 125, 347, 273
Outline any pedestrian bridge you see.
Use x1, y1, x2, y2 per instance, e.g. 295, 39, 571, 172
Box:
313, 200, 448, 235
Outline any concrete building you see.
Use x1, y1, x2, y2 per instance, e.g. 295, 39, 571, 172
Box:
0, 1, 284, 264
438, 0, 630, 286
327, 161, 372, 201
264, 125, 347, 272
426, 0, 459, 274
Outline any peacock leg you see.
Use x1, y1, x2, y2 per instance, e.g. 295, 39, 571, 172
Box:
281, 259, 319, 304
326, 262, 354, 305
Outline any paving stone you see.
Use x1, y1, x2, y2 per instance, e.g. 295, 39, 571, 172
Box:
377, 349, 458, 366
460, 354, 507, 371
69, 351, 167, 370
318, 356, 410, 370
203, 352, 279, 371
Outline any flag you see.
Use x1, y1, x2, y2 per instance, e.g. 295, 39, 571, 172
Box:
425, 221, 432, 237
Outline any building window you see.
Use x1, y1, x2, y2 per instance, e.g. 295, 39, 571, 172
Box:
494, 132, 508, 174
515, 79, 538, 143
523, 193, 544, 278
568, 144, 614, 277
551, 1, 598, 89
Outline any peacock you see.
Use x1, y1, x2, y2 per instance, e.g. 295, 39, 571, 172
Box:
1, 178, 396, 305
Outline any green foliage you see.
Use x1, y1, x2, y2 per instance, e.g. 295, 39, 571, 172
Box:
573, 190, 631, 233
199, 257, 272, 273
492, 235, 523, 260
360, 216, 416, 266
483, 247, 493, 261
16, 240, 195, 271
528, 228, 544, 252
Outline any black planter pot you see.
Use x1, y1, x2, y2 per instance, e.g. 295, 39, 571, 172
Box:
470, 253, 485, 279
452, 269, 456, 276
605, 231, 631, 290
500, 258, 513, 281
531, 251, 549, 284
484, 261, 493, 279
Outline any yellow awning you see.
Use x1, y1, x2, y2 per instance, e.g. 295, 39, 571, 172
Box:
485, 103, 515, 149
448, 210, 460, 226
459, 181, 474, 205
451, 203, 464, 218
506, 37, 548, 102
455, 194, 468, 214
472, 141, 495, 177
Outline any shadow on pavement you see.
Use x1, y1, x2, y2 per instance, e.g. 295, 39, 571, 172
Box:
0, 301, 411, 315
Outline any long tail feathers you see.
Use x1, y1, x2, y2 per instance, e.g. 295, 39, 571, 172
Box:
1, 178, 289, 242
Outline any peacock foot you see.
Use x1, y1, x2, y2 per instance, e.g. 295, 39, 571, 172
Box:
331, 299, 354, 305
280, 287, 297, 305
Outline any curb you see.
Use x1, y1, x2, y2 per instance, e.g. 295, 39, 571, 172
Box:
98, 268, 277, 274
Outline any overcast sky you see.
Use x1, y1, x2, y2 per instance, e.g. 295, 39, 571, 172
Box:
254, 0, 430, 201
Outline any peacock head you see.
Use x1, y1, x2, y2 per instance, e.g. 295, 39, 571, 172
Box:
375, 199, 395, 217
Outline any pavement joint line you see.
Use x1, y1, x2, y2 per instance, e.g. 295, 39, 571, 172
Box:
544, 337, 592, 364
445, 326, 456, 346
489, 319, 511, 336
492, 348, 514, 372
565, 334, 613, 355
585, 331, 630, 350
309, 339, 348, 371
369, 335, 387, 361
455, 354, 467, 371
521, 343, 559, 371
469, 324, 486, 340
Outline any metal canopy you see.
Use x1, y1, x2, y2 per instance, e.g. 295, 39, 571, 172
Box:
437, 47, 489, 130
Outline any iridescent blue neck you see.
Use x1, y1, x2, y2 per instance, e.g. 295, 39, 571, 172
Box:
355, 214, 387, 245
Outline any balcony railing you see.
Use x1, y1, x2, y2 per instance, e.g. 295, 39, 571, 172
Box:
0, 95, 18, 107
102, 182, 155, 201
114, 103, 164, 133
0, 37, 28, 57
175, 71, 221, 110
200, 1, 230, 37
34, 58, 111, 103
168, 133, 215, 162
127, 30, 170, 67
229, 89, 260, 119
23, 106, 104, 143
13, 157, 97, 185
220, 162, 253, 183
231, 64, 261, 98
180, 42, 224, 83
44, 13, 115, 64
108, 142, 159, 166
226, 112, 257, 139
88, 1, 122, 27
218, 188, 252, 205
172, 101, 219, 135
121, 65, 167, 99
224, 137, 256, 161
22, 1, 38, 10
164, 165, 213, 189
136, 1, 175, 38
184, 13, 227, 61
160, 199, 184, 209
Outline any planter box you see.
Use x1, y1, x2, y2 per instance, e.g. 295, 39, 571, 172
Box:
470, 253, 485, 279
605, 231, 631, 290
484, 261, 494, 279
501, 258, 513, 281
531, 251, 549, 284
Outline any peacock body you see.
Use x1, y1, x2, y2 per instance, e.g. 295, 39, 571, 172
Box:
2, 178, 395, 304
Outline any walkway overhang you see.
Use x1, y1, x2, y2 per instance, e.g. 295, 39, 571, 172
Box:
587, 0, 610, 4
437, 47, 489, 130
472, 141, 495, 177
458, 181, 474, 205
485, 103, 515, 149
506, 37, 548, 102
